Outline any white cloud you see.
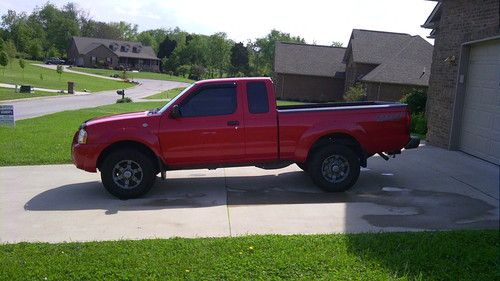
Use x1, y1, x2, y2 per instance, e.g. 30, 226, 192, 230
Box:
3, 0, 436, 44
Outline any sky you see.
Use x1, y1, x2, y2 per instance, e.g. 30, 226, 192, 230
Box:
1, 0, 437, 45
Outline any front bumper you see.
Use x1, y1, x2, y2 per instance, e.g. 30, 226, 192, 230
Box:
72, 142, 101, 172
405, 137, 421, 149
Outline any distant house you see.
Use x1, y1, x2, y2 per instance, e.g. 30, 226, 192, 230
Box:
343, 29, 433, 101
67, 36, 160, 72
274, 42, 346, 102
422, 0, 499, 164
273, 29, 434, 102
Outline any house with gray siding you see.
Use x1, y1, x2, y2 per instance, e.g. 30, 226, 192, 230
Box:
68, 36, 160, 71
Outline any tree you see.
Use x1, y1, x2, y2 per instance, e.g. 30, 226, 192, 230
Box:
0, 38, 4, 51
207, 32, 232, 77
29, 40, 43, 60
108, 21, 138, 40
47, 45, 60, 58
230, 42, 249, 75
3, 39, 17, 66
0, 51, 8, 75
158, 37, 177, 59
18, 58, 25, 79
344, 83, 366, 101
56, 64, 63, 80
331, 41, 344, 47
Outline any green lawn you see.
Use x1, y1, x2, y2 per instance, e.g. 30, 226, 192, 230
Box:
276, 100, 309, 106
0, 87, 63, 101
72, 66, 194, 83
0, 230, 497, 280
144, 87, 186, 99
0, 60, 133, 92
0, 101, 164, 166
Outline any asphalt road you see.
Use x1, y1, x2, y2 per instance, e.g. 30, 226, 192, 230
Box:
1, 78, 189, 120
1, 144, 498, 243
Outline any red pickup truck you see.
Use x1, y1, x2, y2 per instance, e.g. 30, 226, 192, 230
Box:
72, 77, 419, 199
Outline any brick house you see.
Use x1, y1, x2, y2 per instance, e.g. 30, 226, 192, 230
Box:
423, 0, 499, 164
343, 29, 433, 101
274, 42, 346, 102
67, 36, 160, 71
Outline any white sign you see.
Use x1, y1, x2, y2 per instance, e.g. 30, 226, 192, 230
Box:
0, 105, 14, 126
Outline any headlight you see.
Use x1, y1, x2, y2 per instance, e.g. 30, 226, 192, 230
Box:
77, 128, 87, 144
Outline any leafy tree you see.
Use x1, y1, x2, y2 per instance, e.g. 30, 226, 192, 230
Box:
207, 32, 232, 77
331, 41, 344, 47
18, 58, 25, 78
188, 65, 206, 80
400, 88, 427, 114
3, 39, 16, 67
137, 32, 155, 48
230, 42, 249, 75
158, 37, 177, 59
56, 64, 63, 80
108, 21, 138, 40
0, 51, 8, 75
47, 45, 60, 58
0, 38, 4, 51
29, 40, 43, 60
344, 83, 366, 101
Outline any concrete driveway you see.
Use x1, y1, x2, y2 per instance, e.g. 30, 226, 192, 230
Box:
1, 79, 189, 120
0, 144, 498, 243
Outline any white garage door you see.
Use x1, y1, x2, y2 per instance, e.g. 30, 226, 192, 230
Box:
459, 39, 500, 165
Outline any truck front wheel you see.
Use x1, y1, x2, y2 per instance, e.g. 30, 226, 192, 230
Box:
308, 145, 360, 192
100, 149, 156, 199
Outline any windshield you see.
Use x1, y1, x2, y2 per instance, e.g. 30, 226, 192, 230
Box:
157, 84, 195, 114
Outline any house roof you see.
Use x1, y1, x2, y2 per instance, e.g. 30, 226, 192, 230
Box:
360, 36, 434, 86
274, 42, 346, 78
72, 36, 159, 60
422, 2, 442, 39
344, 29, 414, 64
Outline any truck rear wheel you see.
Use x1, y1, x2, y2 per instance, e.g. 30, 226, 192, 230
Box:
100, 149, 156, 199
308, 145, 360, 192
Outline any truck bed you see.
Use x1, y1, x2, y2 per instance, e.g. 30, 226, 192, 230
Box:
277, 101, 406, 112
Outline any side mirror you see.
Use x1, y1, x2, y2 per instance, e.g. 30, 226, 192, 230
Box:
170, 104, 181, 119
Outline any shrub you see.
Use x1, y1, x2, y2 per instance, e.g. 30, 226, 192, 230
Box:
176, 65, 191, 77
344, 83, 366, 102
188, 65, 207, 80
400, 88, 427, 114
411, 113, 427, 135
116, 97, 132, 103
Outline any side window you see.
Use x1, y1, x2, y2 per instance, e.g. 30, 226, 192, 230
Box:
247, 82, 269, 114
180, 86, 237, 117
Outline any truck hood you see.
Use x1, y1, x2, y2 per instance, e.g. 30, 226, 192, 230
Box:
85, 111, 150, 126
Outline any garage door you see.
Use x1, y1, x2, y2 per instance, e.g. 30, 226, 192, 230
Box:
459, 39, 500, 165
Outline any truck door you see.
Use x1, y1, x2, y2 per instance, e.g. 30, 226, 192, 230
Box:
242, 81, 279, 161
158, 82, 245, 166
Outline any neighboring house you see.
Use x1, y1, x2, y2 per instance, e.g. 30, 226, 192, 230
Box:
67, 36, 160, 72
343, 29, 433, 101
274, 42, 346, 102
423, 0, 499, 165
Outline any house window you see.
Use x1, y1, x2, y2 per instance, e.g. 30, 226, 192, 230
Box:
91, 56, 96, 64
106, 57, 112, 64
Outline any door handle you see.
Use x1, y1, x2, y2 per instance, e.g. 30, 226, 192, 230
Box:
227, 120, 239, 126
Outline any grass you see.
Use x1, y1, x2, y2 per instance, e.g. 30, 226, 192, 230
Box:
0, 60, 133, 92
145, 87, 186, 99
0, 230, 497, 280
276, 100, 309, 106
0, 101, 164, 166
72, 66, 194, 83
0, 87, 63, 101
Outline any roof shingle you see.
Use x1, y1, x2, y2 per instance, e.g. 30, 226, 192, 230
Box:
274, 42, 346, 78
72, 36, 159, 60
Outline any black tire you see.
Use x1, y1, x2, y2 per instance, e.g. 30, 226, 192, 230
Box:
100, 149, 156, 199
308, 145, 360, 192
296, 163, 308, 172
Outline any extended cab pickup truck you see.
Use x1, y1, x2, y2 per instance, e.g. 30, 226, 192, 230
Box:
72, 77, 419, 199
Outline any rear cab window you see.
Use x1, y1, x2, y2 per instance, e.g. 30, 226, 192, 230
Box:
246, 82, 269, 114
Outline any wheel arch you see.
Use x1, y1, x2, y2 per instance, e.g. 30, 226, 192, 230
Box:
96, 140, 164, 173
307, 133, 367, 167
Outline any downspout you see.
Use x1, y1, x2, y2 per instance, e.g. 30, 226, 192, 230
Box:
377, 82, 381, 101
